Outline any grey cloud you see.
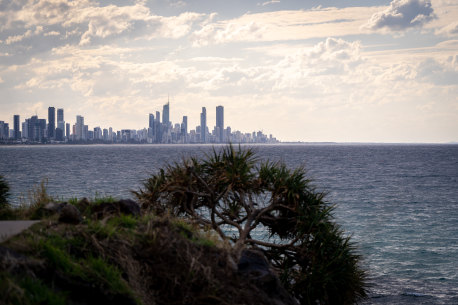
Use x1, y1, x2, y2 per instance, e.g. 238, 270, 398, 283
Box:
364, 0, 434, 31
416, 57, 458, 86
0, 0, 206, 64
436, 22, 458, 37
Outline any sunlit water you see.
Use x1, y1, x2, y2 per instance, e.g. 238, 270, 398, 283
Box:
1, 144, 457, 304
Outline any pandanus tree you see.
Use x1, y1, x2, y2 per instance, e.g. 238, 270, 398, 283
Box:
134, 145, 367, 305
0, 175, 10, 209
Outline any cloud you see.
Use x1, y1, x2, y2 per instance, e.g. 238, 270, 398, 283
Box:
258, 0, 280, 6
44, 31, 60, 37
191, 7, 379, 46
364, 0, 434, 32
0, 0, 206, 48
4, 26, 43, 44
192, 19, 263, 46
416, 56, 458, 85
269, 38, 363, 91
436, 22, 458, 37
169, 1, 186, 8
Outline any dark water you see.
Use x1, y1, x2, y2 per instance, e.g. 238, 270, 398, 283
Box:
1, 144, 457, 304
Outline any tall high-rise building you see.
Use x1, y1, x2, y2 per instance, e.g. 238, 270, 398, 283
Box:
149, 113, 154, 129
48, 107, 55, 139
182, 116, 188, 135
155, 111, 161, 143
22, 121, 28, 139
76, 115, 84, 140
13, 115, 20, 139
56, 108, 64, 141
57, 108, 64, 122
103, 129, 108, 141
200, 107, 207, 143
66, 123, 70, 139
0, 121, 7, 139
216, 106, 224, 143
163, 101, 170, 127
25, 116, 46, 142
156, 111, 160, 123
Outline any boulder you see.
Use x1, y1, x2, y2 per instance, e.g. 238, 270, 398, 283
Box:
118, 199, 141, 217
42, 202, 67, 216
58, 204, 82, 224
92, 199, 141, 219
238, 249, 298, 305
76, 197, 90, 212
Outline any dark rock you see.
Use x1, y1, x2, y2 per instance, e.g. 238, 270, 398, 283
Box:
117, 199, 141, 217
76, 197, 90, 211
58, 204, 82, 224
0, 245, 43, 276
92, 199, 141, 219
238, 248, 270, 278
238, 249, 298, 305
41, 202, 66, 216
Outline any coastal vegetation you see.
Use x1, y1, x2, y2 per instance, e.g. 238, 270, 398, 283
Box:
0, 146, 367, 304
135, 145, 367, 304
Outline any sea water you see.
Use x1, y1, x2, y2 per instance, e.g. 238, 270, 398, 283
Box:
1, 144, 457, 304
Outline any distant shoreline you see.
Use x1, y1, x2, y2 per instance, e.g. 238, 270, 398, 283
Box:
1, 141, 457, 146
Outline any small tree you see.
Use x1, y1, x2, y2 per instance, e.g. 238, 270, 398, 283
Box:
134, 145, 367, 304
0, 175, 10, 209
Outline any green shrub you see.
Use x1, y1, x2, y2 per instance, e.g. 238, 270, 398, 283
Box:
135, 145, 367, 305
0, 175, 10, 209
0, 273, 67, 305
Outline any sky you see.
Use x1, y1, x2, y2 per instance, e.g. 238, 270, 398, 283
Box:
0, 0, 457, 143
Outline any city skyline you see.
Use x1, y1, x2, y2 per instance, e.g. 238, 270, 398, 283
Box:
0, 102, 278, 144
0, 1, 457, 143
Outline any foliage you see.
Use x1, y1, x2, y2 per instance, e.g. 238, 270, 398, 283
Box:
134, 145, 367, 305
16, 178, 54, 220
0, 175, 9, 209
1, 209, 282, 305
0, 175, 14, 219
0, 273, 67, 305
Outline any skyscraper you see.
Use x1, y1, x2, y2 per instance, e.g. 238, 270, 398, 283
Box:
148, 113, 155, 141
155, 111, 161, 143
56, 108, 64, 141
182, 116, 188, 135
181, 115, 188, 143
66, 123, 70, 139
216, 106, 224, 143
48, 107, 55, 139
13, 115, 20, 139
0, 121, 7, 139
57, 108, 64, 122
163, 101, 170, 127
200, 107, 207, 143
149, 113, 154, 129
76, 115, 84, 140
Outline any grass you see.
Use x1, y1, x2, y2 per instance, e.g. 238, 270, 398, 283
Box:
0, 146, 368, 305
0, 273, 67, 305
172, 218, 217, 248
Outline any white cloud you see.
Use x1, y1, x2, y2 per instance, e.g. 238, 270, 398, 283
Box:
191, 7, 380, 46
169, 1, 186, 8
5, 29, 33, 44
258, 0, 280, 6
416, 56, 458, 85
192, 20, 263, 46
0, 0, 207, 48
44, 31, 61, 37
436, 22, 458, 37
364, 0, 435, 32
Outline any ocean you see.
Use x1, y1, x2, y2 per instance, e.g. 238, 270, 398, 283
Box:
1, 144, 457, 304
